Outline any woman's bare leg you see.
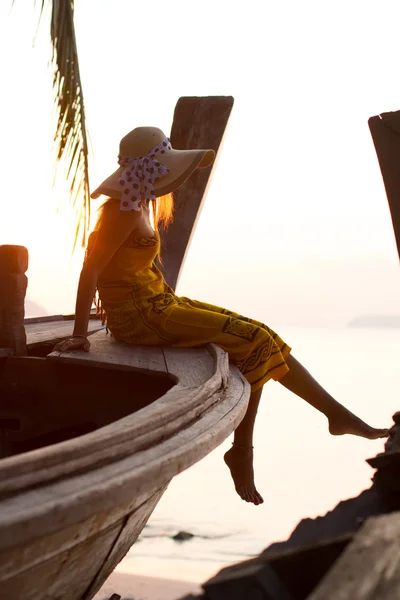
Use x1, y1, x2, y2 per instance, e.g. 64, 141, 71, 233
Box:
224, 354, 388, 506
280, 355, 389, 438
224, 387, 264, 505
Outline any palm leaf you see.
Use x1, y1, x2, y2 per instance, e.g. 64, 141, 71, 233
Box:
12, 0, 90, 250
50, 0, 90, 250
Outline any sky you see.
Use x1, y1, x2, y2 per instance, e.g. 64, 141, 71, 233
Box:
1, 0, 400, 326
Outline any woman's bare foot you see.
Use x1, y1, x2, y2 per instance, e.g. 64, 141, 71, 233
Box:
224, 445, 264, 505
328, 408, 389, 439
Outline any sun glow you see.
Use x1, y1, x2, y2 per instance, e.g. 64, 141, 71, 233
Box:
1, 1, 400, 323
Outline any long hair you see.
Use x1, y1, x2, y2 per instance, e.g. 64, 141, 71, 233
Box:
85, 193, 174, 325
90, 192, 174, 265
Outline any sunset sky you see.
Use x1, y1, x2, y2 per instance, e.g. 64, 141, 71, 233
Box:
1, 0, 400, 325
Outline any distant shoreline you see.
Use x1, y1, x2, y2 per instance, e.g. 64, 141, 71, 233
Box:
348, 315, 400, 329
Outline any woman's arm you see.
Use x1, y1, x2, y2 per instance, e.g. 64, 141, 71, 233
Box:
72, 266, 98, 337
54, 204, 141, 351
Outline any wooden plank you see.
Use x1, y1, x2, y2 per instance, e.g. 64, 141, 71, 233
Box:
47, 330, 167, 375
0, 519, 124, 600
0, 362, 248, 552
0, 348, 13, 358
24, 309, 99, 324
369, 112, 400, 261
163, 346, 215, 387
24, 314, 64, 325
0, 345, 222, 498
83, 486, 167, 599
0, 245, 28, 274
0, 488, 160, 582
159, 96, 234, 289
308, 512, 400, 600
0, 245, 28, 356
26, 318, 103, 348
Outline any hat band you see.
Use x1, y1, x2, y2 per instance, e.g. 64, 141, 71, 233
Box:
117, 138, 172, 211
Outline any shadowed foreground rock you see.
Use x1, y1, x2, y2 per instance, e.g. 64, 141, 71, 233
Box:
175, 412, 400, 600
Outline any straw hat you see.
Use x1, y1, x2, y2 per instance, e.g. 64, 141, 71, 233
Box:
91, 127, 215, 208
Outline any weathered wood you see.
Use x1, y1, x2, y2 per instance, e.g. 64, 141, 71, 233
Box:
48, 330, 167, 375
83, 486, 167, 600
0, 520, 125, 600
24, 308, 99, 325
0, 348, 13, 358
26, 318, 103, 350
0, 245, 28, 274
369, 112, 400, 261
159, 96, 234, 289
163, 346, 217, 387
308, 512, 400, 600
0, 339, 249, 599
0, 341, 249, 543
0, 342, 233, 500
0, 488, 161, 583
0, 245, 28, 356
0, 370, 247, 551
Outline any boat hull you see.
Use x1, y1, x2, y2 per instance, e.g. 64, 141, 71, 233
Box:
0, 335, 250, 599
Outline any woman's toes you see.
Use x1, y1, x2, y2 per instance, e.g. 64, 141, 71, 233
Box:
255, 492, 264, 504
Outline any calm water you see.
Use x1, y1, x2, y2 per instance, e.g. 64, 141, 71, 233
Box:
117, 327, 399, 583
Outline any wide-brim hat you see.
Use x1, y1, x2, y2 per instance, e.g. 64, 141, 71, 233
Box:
90, 126, 215, 201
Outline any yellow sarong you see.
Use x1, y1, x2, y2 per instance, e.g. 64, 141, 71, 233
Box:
97, 231, 291, 392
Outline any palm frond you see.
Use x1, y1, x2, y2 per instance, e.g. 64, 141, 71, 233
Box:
50, 0, 90, 250
11, 1, 90, 250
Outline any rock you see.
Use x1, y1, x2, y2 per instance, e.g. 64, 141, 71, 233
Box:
173, 530, 195, 542
203, 562, 293, 600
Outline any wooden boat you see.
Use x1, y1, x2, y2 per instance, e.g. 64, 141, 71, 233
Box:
0, 328, 249, 600
0, 95, 238, 599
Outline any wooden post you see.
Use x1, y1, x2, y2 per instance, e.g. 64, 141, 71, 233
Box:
0, 245, 28, 356
158, 96, 234, 290
369, 111, 400, 261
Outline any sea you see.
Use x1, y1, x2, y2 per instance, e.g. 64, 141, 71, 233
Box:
116, 326, 399, 584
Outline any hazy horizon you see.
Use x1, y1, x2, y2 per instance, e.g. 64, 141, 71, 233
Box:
2, 1, 400, 327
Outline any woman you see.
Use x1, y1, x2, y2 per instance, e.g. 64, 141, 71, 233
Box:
55, 126, 388, 506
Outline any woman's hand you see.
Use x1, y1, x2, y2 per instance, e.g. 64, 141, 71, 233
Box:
53, 335, 91, 353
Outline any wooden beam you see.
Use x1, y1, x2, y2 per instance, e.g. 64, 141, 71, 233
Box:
0, 245, 28, 356
25, 319, 103, 351
369, 111, 400, 261
158, 96, 234, 289
308, 511, 400, 599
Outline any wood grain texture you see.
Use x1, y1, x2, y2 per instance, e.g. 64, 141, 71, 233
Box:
0, 362, 248, 552
82, 486, 167, 600
0, 488, 161, 582
0, 348, 13, 357
369, 112, 400, 261
47, 330, 167, 375
0, 489, 167, 600
0, 246, 28, 356
0, 245, 28, 275
26, 318, 103, 349
0, 325, 250, 599
158, 96, 234, 289
308, 512, 400, 600
162, 345, 226, 388
0, 520, 123, 600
